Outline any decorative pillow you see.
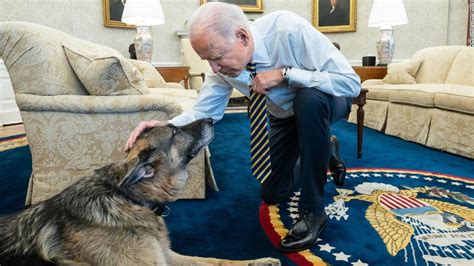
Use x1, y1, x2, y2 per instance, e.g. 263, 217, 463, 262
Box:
63, 45, 149, 95
129, 59, 167, 88
383, 59, 423, 84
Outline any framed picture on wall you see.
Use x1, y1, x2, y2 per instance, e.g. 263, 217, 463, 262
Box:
103, 0, 134, 28
200, 0, 264, 13
312, 0, 356, 33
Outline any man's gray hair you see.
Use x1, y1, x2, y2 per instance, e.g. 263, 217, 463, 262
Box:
188, 2, 249, 41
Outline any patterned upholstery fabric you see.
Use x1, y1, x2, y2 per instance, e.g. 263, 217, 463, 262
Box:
382, 59, 423, 84
0, 21, 216, 204
427, 109, 474, 158
0, 21, 88, 95
348, 46, 473, 159
63, 45, 149, 95
444, 48, 474, 86
413, 46, 465, 84
129, 59, 168, 88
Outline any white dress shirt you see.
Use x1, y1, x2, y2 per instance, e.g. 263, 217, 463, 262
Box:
168, 11, 361, 126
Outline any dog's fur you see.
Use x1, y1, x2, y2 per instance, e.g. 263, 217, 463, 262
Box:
0, 119, 280, 266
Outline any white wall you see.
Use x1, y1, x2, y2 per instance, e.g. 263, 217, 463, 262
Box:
0, 0, 469, 65
0, 59, 21, 125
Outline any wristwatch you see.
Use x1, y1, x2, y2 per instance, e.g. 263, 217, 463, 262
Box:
281, 67, 292, 84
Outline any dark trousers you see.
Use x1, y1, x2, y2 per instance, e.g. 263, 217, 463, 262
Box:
260, 88, 352, 213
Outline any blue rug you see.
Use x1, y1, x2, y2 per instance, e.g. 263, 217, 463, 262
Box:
0, 114, 473, 266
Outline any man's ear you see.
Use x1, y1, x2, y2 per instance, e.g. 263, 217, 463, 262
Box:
119, 157, 155, 187
236, 27, 250, 46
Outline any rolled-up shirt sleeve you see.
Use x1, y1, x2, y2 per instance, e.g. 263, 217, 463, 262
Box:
168, 72, 233, 126
285, 23, 361, 98
288, 68, 361, 97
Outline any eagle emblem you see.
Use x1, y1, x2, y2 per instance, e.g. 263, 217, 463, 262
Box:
326, 183, 474, 265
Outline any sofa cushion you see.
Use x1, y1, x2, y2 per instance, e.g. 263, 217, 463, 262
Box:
0, 21, 88, 95
388, 84, 474, 108
362, 84, 391, 101
434, 86, 474, 114
445, 47, 474, 87
383, 59, 422, 84
64, 45, 149, 96
413, 46, 465, 84
363, 82, 420, 101
129, 59, 167, 88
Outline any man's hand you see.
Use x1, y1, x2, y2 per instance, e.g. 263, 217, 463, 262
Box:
124, 120, 169, 152
251, 69, 284, 95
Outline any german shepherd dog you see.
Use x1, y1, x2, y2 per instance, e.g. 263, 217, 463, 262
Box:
0, 119, 280, 266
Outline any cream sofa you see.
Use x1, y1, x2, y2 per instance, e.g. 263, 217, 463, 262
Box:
0, 21, 217, 204
349, 46, 473, 158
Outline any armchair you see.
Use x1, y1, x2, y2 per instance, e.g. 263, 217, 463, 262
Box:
0, 21, 216, 205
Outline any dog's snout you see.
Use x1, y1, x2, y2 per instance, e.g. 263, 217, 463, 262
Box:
203, 118, 213, 124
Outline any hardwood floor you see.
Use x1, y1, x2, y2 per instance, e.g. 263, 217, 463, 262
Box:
0, 123, 25, 138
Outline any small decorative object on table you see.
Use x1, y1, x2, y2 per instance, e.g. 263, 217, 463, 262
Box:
362, 55, 376, 66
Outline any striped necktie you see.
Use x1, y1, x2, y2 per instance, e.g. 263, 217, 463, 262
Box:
247, 62, 272, 184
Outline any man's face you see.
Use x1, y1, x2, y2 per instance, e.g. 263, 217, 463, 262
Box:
191, 29, 252, 78
331, 0, 337, 6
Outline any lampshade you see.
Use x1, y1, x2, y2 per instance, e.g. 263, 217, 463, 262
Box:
122, 0, 165, 26
368, 0, 408, 28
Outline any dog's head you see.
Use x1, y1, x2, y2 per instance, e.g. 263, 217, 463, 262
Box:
118, 118, 213, 203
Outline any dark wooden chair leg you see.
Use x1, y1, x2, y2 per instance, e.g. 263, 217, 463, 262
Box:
356, 103, 364, 159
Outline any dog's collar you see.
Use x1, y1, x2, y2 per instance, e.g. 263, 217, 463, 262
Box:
118, 189, 170, 216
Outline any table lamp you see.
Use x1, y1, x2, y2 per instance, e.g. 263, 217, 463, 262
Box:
122, 0, 165, 63
368, 0, 408, 66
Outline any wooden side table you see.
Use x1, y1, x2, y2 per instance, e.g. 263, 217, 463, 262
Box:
353, 66, 387, 83
351, 66, 387, 158
155, 66, 191, 89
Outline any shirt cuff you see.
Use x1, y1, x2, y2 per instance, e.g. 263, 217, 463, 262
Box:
288, 68, 321, 88
167, 113, 194, 127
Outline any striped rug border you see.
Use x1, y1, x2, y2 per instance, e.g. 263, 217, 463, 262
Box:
0, 134, 28, 152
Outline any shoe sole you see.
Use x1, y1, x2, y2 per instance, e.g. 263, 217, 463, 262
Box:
278, 220, 328, 253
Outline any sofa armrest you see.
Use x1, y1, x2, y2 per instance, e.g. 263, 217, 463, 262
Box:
362, 79, 387, 87
15, 93, 182, 115
164, 82, 185, 89
147, 87, 198, 112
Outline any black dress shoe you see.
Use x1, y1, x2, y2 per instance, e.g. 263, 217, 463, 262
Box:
279, 210, 327, 253
329, 135, 346, 187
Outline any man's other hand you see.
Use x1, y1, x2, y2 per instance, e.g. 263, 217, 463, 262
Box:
250, 69, 284, 94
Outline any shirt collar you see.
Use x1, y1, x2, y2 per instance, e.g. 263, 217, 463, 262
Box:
249, 24, 270, 65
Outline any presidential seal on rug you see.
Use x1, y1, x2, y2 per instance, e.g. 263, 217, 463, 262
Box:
260, 169, 474, 265
0, 119, 280, 266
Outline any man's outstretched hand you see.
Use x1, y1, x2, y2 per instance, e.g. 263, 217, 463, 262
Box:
124, 120, 169, 152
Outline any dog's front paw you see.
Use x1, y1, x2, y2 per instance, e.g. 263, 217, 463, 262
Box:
248, 257, 281, 266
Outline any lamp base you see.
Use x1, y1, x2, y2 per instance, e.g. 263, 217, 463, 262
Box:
376, 26, 395, 65
134, 26, 153, 63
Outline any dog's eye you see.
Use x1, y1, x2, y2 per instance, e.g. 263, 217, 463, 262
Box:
142, 165, 154, 179
171, 127, 180, 135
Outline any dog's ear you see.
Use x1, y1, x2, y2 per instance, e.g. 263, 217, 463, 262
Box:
119, 156, 155, 187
